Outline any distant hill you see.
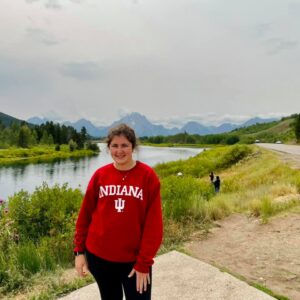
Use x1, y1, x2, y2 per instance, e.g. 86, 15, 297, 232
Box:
0, 112, 26, 127
241, 117, 278, 127
65, 118, 102, 137
27, 112, 281, 138
27, 116, 49, 126
233, 116, 296, 143
181, 121, 213, 135
2, 110, 295, 143
107, 112, 179, 137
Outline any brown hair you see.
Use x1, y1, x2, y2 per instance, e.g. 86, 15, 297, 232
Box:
106, 123, 137, 149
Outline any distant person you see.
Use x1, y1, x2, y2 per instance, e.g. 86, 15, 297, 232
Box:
74, 123, 163, 300
209, 172, 214, 182
213, 176, 221, 193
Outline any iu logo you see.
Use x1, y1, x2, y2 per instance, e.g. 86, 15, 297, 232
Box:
115, 198, 125, 212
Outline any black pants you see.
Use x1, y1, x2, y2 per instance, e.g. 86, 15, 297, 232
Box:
86, 250, 152, 300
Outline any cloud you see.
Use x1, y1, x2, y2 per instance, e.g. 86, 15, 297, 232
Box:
0, 56, 50, 95
252, 23, 273, 38
26, 28, 62, 45
118, 108, 133, 118
59, 62, 103, 80
264, 38, 298, 55
45, 0, 62, 10
25, 0, 83, 8
25, 0, 62, 9
288, 2, 300, 15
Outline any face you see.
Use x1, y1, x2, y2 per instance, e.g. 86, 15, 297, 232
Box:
109, 135, 134, 168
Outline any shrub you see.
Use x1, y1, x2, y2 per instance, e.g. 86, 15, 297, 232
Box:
219, 145, 252, 168
68, 139, 77, 152
0, 184, 83, 293
86, 142, 100, 152
8, 183, 83, 241
15, 241, 42, 275
161, 175, 214, 222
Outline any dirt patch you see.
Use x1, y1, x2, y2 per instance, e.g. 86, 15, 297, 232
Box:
185, 213, 300, 300
277, 153, 300, 170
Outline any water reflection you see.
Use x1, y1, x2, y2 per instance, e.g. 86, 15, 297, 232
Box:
0, 144, 202, 200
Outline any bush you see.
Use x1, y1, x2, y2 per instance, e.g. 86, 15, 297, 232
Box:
0, 184, 83, 293
55, 144, 61, 151
8, 183, 83, 241
15, 241, 42, 274
161, 176, 214, 221
86, 142, 100, 152
219, 145, 252, 168
68, 139, 77, 152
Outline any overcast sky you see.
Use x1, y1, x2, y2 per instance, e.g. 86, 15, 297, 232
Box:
0, 0, 299, 127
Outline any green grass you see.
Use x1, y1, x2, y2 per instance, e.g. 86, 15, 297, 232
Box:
27, 275, 94, 300
0, 145, 98, 165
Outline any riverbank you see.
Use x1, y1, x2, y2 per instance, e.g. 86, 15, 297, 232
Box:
0, 145, 99, 165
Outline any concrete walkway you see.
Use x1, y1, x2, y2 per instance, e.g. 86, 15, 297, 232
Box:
59, 251, 275, 300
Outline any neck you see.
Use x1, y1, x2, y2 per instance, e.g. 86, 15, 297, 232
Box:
114, 160, 136, 171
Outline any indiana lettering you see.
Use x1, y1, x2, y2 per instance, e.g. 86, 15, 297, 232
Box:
99, 185, 143, 200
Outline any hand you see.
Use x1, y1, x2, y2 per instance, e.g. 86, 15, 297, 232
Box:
128, 268, 150, 294
75, 254, 89, 277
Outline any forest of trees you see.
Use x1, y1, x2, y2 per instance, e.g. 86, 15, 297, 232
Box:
295, 114, 300, 143
140, 131, 241, 145
0, 120, 93, 150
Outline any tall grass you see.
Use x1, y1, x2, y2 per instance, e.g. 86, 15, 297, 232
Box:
155, 144, 252, 178
0, 183, 82, 296
159, 144, 300, 246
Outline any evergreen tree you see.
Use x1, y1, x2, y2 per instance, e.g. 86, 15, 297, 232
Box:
295, 114, 300, 143
40, 130, 50, 145
10, 122, 20, 145
80, 126, 88, 145
18, 125, 31, 148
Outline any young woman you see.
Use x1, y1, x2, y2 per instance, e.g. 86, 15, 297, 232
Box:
74, 123, 163, 300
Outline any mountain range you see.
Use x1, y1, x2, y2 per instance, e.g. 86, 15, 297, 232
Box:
26, 112, 278, 137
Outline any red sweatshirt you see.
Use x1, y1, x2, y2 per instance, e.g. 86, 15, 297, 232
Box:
74, 161, 163, 273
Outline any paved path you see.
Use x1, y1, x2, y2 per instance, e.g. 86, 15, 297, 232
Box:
257, 143, 300, 155
257, 143, 300, 168
59, 251, 275, 300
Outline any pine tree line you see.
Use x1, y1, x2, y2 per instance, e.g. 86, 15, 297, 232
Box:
295, 114, 300, 143
0, 121, 89, 149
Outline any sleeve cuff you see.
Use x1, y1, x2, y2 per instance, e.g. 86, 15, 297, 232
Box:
134, 262, 150, 273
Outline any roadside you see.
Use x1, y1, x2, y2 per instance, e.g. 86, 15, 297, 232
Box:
185, 144, 300, 300
257, 143, 300, 169
185, 213, 300, 300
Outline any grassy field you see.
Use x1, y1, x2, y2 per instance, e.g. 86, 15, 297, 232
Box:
1, 144, 299, 299
0, 145, 98, 165
160, 145, 300, 251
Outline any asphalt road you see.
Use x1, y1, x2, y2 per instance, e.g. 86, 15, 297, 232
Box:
257, 143, 300, 156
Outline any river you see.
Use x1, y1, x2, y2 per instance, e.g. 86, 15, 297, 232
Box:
0, 144, 203, 200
